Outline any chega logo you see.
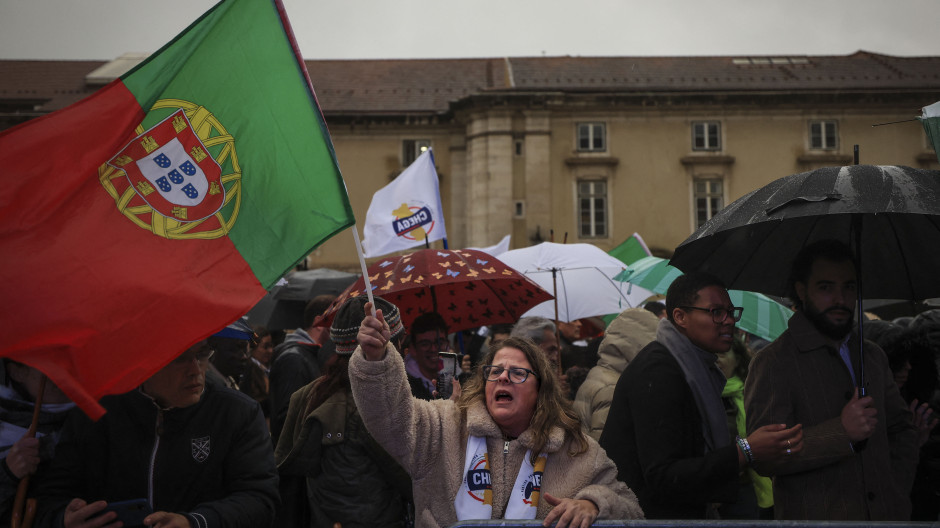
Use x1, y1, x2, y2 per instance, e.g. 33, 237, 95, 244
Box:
391, 203, 438, 242
520, 456, 546, 506
465, 453, 492, 504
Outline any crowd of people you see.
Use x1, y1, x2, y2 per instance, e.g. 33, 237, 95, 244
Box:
1, 238, 939, 527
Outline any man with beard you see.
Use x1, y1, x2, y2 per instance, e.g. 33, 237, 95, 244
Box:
744, 240, 918, 520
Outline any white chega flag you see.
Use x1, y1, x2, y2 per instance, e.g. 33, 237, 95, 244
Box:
466, 234, 511, 256
361, 148, 448, 257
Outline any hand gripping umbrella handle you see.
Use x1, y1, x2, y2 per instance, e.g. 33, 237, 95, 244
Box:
10, 375, 45, 528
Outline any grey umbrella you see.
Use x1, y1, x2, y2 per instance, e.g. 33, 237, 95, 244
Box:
671, 164, 940, 394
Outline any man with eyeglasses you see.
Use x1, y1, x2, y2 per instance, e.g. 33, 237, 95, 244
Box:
600, 272, 802, 519
405, 312, 454, 400
34, 321, 280, 528
744, 240, 918, 521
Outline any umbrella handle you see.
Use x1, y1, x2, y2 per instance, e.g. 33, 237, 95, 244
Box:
10, 376, 45, 528
853, 216, 867, 398
551, 269, 559, 323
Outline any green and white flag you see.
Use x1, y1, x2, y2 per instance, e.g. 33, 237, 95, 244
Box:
919, 101, 940, 164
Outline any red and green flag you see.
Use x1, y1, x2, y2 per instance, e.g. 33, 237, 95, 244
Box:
0, 0, 354, 418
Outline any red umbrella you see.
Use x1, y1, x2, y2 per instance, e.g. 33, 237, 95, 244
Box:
316, 249, 553, 332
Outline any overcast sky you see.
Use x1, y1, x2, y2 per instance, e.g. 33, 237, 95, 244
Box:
1, 0, 937, 61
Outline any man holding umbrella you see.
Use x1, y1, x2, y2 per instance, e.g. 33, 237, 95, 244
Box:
744, 240, 918, 520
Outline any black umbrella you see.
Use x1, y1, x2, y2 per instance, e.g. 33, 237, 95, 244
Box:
272, 268, 358, 301
671, 164, 940, 394
245, 268, 358, 330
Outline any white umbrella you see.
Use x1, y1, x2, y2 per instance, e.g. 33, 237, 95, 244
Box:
496, 242, 654, 322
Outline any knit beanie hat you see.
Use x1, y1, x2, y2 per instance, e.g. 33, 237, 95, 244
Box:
330, 295, 404, 355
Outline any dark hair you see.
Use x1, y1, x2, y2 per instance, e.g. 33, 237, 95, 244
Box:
565, 365, 589, 399
305, 354, 350, 415
787, 240, 855, 311
303, 294, 337, 329
489, 323, 514, 336
251, 325, 270, 343
665, 272, 727, 323
862, 320, 903, 348
410, 311, 448, 342
456, 336, 588, 460
881, 326, 940, 405
643, 301, 666, 318
910, 309, 940, 330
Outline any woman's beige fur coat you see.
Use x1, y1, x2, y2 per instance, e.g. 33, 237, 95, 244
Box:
349, 344, 644, 528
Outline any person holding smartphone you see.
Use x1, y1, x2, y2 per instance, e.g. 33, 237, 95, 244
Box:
33, 320, 279, 528
404, 312, 455, 401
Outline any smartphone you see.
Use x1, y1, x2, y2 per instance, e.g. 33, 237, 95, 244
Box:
437, 351, 458, 399
99, 498, 152, 527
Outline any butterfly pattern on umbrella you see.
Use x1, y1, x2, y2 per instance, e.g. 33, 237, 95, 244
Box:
317, 249, 553, 333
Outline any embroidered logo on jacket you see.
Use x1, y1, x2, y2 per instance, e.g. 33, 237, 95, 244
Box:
191, 436, 210, 462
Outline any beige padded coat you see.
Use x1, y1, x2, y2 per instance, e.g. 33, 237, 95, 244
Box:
573, 308, 659, 441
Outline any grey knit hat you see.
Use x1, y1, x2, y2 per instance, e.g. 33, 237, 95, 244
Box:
329, 295, 404, 355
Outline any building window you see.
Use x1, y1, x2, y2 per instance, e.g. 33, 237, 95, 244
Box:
692, 121, 721, 151
809, 120, 838, 150
402, 139, 431, 166
694, 178, 723, 228
576, 123, 606, 152
578, 179, 607, 238
514, 139, 524, 157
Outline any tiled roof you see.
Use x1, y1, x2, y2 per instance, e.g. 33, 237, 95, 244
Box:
306, 58, 505, 114
307, 52, 940, 113
0, 60, 107, 112
2, 52, 938, 117
505, 52, 940, 92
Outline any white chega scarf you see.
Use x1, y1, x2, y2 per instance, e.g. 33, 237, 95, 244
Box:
454, 435, 547, 520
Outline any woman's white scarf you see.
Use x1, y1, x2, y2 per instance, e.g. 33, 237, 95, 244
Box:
454, 435, 547, 520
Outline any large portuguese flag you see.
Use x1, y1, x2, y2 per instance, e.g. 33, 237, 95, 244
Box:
0, 0, 354, 418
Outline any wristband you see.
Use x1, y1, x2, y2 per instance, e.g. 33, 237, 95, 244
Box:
736, 435, 755, 465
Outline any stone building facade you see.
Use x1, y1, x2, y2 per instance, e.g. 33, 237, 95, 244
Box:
2, 52, 938, 270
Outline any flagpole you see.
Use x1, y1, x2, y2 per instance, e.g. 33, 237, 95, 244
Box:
351, 226, 377, 317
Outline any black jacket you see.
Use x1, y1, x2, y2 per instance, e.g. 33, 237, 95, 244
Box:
599, 341, 738, 519
35, 380, 279, 528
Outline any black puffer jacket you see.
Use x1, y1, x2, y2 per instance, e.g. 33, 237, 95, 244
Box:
275, 381, 411, 528
35, 380, 279, 528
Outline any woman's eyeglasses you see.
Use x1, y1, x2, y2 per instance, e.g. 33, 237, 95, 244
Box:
679, 305, 744, 324
482, 365, 538, 384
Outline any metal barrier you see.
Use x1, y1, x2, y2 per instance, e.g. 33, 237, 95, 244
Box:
447, 521, 940, 528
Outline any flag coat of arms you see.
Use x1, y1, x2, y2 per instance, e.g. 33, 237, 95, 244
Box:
0, 0, 354, 418
361, 148, 447, 257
